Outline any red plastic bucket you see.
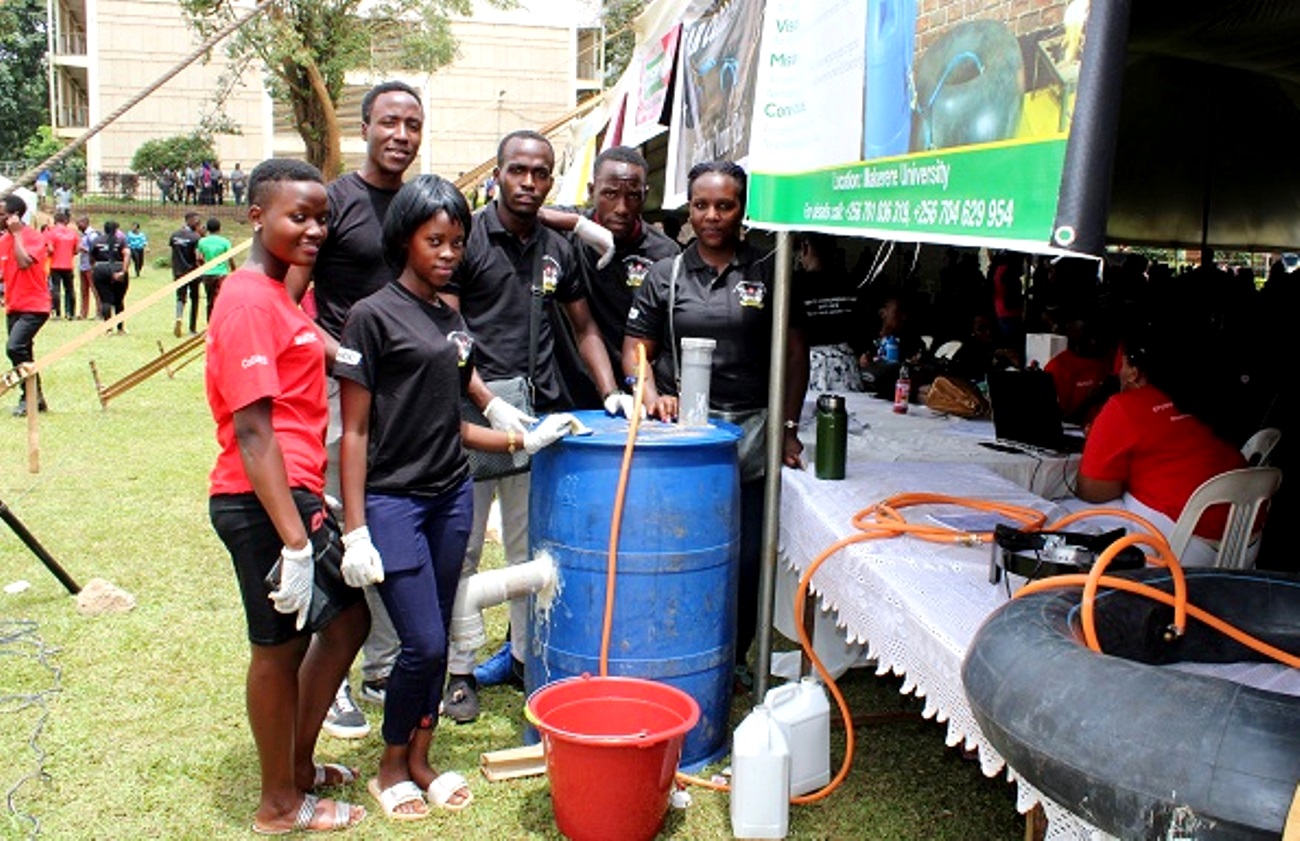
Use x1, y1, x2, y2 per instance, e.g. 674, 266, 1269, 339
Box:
526, 674, 701, 841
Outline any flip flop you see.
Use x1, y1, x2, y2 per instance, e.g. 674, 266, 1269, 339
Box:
313, 762, 358, 790
251, 793, 363, 835
427, 771, 473, 812
367, 778, 429, 822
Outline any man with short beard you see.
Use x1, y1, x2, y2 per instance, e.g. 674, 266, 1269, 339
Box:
286, 80, 427, 740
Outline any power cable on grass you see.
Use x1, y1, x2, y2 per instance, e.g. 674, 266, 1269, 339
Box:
0, 619, 62, 839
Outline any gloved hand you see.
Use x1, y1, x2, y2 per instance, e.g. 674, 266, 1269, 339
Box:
269, 542, 314, 630
484, 396, 538, 435
574, 217, 616, 269
340, 525, 385, 587
524, 413, 579, 454
603, 391, 645, 419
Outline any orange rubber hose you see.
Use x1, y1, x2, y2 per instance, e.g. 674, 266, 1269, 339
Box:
599, 345, 648, 676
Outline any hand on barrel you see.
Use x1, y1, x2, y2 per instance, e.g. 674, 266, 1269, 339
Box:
525, 413, 582, 454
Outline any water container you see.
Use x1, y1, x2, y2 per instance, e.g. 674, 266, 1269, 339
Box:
764, 678, 831, 796
730, 705, 790, 839
814, 394, 847, 480
526, 410, 741, 770
679, 337, 717, 427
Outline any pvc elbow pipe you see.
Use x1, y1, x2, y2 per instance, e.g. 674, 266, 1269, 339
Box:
449, 553, 557, 652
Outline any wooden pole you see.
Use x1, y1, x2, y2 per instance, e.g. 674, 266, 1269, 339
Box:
25, 375, 39, 473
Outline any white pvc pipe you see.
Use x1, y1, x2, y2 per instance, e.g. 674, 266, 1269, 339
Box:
448, 552, 557, 653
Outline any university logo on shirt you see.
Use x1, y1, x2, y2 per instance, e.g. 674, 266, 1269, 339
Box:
735, 281, 766, 309
541, 255, 561, 295
624, 255, 654, 288
448, 331, 474, 367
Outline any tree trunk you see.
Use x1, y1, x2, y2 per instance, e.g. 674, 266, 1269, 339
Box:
281, 59, 342, 179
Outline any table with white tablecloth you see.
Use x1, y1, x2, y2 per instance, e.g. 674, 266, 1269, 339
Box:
794, 392, 1081, 500
777, 460, 1112, 840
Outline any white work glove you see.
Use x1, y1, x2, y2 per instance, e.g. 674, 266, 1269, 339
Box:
524, 413, 579, 454
269, 542, 314, 630
340, 526, 385, 587
574, 217, 616, 269
604, 391, 645, 419
484, 396, 538, 435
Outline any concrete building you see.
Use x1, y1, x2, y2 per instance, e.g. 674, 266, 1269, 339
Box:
47, 0, 605, 184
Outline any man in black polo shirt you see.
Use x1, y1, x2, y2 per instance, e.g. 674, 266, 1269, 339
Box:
543, 145, 680, 406
169, 212, 201, 337
286, 80, 442, 739
441, 129, 625, 721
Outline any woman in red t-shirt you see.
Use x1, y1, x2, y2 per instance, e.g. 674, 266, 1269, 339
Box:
206, 159, 368, 834
1074, 328, 1246, 565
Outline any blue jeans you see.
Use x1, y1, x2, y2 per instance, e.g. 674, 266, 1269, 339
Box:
367, 480, 474, 744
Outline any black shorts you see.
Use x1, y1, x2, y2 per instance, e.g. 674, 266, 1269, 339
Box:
210, 488, 363, 646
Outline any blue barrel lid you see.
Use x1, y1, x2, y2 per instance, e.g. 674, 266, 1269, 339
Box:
553, 409, 740, 449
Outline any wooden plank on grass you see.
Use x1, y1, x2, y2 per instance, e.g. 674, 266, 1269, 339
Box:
480, 743, 546, 781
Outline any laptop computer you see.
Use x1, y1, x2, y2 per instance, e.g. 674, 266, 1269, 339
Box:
986, 369, 1085, 455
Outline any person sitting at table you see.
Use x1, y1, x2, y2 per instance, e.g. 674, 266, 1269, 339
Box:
1069, 320, 1247, 566
1043, 308, 1116, 426
945, 310, 1021, 383
622, 159, 809, 686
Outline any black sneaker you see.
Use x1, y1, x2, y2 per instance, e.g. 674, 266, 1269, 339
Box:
321, 679, 370, 739
359, 677, 387, 706
441, 674, 480, 724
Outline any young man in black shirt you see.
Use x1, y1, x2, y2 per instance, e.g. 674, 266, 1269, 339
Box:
440, 130, 626, 721
286, 80, 430, 739
169, 211, 202, 337
543, 145, 680, 406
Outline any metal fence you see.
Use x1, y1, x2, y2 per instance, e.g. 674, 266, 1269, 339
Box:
6, 168, 253, 222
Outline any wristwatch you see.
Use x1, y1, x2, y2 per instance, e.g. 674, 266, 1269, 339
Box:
782, 419, 799, 433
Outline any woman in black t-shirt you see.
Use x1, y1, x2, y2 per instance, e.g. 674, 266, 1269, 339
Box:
333, 175, 574, 819
88, 219, 129, 330
621, 160, 810, 683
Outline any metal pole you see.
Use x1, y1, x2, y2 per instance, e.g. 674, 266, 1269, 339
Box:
0, 497, 81, 595
753, 231, 794, 702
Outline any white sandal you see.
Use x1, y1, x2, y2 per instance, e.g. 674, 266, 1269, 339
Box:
367, 778, 428, 822
427, 771, 473, 812
313, 762, 358, 789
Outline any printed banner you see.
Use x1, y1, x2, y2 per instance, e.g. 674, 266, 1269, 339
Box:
745, 0, 1095, 252
621, 24, 682, 149
665, 0, 766, 207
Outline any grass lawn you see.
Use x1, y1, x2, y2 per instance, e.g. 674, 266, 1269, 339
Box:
0, 213, 1022, 839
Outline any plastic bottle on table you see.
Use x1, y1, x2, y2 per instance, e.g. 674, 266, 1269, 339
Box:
893, 363, 911, 414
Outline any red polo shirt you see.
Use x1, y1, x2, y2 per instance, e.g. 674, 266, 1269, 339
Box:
205, 269, 328, 496
1, 227, 52, 314
45, 224, 80, 271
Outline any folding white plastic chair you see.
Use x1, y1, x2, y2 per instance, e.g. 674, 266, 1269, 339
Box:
1241, 427, 1281, 467
933, 340, 962, 361
1167, 467, 1283, 569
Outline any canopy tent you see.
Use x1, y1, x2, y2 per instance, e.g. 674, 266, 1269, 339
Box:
1108, 0, 1300, 251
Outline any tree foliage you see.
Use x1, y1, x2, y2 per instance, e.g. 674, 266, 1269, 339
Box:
179, 0, 508, 178
0, 0, 50, 161
21, 126, 86, 188
602, 0, 649, 87
131, 134, 218, 176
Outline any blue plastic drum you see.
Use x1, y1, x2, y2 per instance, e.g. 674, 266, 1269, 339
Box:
525, 410, 740, 770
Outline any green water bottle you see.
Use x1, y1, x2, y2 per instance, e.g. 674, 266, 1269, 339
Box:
814, 394, 847, 480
